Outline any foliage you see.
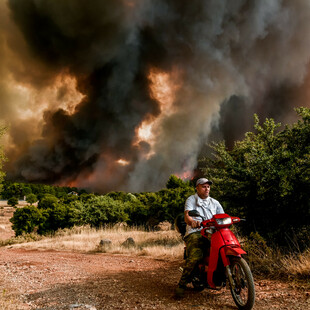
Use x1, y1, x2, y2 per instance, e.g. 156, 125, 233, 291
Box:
61, 193, 79, 204
10, 206, 43, 236
149, 187, 195, 223
78, 193, 96, 202
26, 193, 37, 205
38, 203, 77, 234
8, 175, 194, 235
37, 194, 58, 209
166, 175, 190, 189
0, 181, 83, 200
201, 108, 310, 248
134, 185, 195, 226
78, 196, 129, 228
7, 196, 18, 207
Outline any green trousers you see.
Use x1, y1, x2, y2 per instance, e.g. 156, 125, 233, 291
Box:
178, 231, 210, 287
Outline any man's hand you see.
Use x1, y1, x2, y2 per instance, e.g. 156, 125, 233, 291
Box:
184, 210, 201, 228
190, 220, 201, 228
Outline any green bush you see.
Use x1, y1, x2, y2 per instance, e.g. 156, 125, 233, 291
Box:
26, 193, 37, 205
7, 196, 18, 207
10, 206, 44, 236
79, 196, 129, 228
38, 194, 58, 209
124, 201, 149, 226
105, 192, 150, 226
135, 186, 195, 226
38, 203, 77, 234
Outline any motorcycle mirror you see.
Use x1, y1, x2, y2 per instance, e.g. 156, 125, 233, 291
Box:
188, 210, 201, 218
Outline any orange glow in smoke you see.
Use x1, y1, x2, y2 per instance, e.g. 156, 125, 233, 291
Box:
14, 73, 84, 120
134, 67, 182, 154
116, 158, 130, 166
66, 180, 78, 188
148, 68, 176, 113
54, 74, 85, 115
175, 170, 193, 180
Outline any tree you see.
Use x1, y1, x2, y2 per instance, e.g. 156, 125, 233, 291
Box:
148, 187, 195, 224
21, 185, 32, 197
7, 196, 18, 207
38, 194, 58, 209
1, 182, 22, 200
26, 194, 38, 205
201, 108, 310, 248
10, 206, 44, 236
38, 203, 77, 234
80, 196, 129, 228
166, 175, 190, 189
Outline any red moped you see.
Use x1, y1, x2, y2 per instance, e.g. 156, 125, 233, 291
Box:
179, 210, 255, 310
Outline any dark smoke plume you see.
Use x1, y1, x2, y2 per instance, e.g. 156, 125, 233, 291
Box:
1, 0, 310, 192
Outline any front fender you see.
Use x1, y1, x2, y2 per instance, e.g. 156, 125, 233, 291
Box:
220, 246, 247, 266
225, 246, 246, 256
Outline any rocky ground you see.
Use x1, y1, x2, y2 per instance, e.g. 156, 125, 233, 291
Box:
0, 247, 309, 310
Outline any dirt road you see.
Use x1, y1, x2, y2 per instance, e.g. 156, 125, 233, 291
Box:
0, 248, 309, 310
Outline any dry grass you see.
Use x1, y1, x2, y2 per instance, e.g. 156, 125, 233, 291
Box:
244, 233, 310, 285
3, 223, 310, 284
7, 226, 185, 260
0, 206, 15, 240
280, 250, 310, 281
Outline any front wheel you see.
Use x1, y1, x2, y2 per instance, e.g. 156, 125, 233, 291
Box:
228, 257, 255, 310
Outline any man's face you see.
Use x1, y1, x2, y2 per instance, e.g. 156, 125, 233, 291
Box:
196, 183, 211, 199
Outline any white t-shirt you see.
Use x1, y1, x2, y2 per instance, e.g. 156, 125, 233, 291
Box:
184, 193, 224, 237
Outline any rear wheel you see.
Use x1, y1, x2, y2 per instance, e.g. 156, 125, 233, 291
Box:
228, 257, 255, 310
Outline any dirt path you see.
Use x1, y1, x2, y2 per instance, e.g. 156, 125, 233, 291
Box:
0, 248, 309, 310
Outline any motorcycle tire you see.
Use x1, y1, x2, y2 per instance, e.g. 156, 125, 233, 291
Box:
228, 257, 255, 310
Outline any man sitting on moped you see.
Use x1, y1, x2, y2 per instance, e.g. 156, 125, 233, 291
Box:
175, 177, 224, 298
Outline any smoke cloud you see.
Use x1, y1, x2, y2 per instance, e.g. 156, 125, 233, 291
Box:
0, 0, 309, 192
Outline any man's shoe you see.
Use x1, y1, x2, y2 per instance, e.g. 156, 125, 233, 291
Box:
175, 285, 186, 298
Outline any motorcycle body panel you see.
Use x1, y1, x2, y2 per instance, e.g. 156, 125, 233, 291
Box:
206, 228, 247, 288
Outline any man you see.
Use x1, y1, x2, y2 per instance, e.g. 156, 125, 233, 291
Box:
175, 178, 224, 298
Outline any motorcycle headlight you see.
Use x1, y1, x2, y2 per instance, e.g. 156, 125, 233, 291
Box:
216, 217, 232, 225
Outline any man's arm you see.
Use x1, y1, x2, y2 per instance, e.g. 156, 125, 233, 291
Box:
216, 201, 225, 214
184, 210, 201, 228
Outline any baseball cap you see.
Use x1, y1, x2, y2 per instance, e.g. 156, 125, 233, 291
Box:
196, 178, 213, 186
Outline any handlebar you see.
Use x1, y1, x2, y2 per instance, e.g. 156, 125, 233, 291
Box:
188, 210, 245, 229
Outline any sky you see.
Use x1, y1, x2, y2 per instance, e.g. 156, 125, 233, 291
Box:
0, 0, 309, 193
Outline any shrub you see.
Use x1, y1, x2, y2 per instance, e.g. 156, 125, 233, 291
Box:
10, 206, 44, 236
38, 194, 58, 209
7, 196, 18, 207
26, 193, 37, 205
80, 196, 129, 228
38, 203, 77, 234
